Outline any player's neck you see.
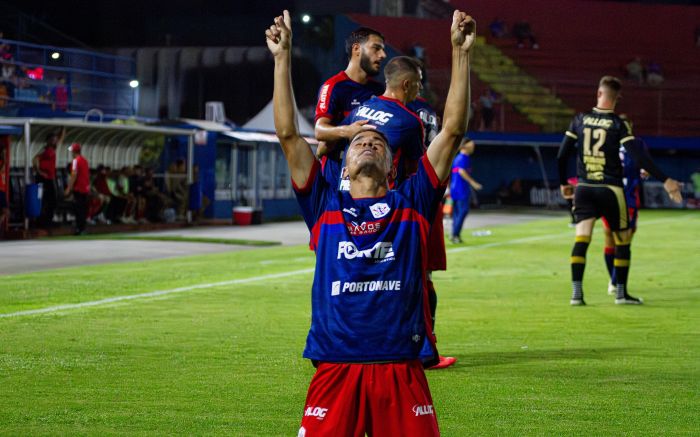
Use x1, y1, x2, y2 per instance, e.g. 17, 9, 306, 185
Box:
595, 99, 615, 111
345, 63, 369, 84
349, 174, 388, 199
382, 88, 408, 105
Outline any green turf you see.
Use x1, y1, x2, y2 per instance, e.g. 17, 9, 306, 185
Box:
1, 209, 698, 435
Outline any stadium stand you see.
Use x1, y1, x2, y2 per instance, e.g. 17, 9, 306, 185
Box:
350, 0, 700, 136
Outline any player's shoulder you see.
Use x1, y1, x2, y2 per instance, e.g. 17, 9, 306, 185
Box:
322, 71, 350, 87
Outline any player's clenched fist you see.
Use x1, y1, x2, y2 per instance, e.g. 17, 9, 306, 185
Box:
451, 10, 476, 52
265, 10, 292, 56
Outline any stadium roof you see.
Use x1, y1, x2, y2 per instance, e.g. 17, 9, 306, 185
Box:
2, 118, 196, 169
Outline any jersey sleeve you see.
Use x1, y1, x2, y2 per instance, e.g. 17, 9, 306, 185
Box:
619, 118, 635, 146
398, 155, 444, 223
402, 119, 426, 161
623, 139, 668, 182
293, 159, 331, 231
558, 115, 579, 185
315, 81, 338, 123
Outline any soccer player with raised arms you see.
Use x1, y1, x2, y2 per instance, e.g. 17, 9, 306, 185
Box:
266, 9, 475, 435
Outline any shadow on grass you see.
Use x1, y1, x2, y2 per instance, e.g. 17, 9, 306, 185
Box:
454, 347, 633, 368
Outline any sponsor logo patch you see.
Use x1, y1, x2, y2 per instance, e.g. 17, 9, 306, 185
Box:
305, 406, 328, 420
342, 207, 358, 217
369, 202, 391, 219
330, 280, 402, 296
318, 85, 330, 112
337, 241, 394, 262
356, 106, 394, 124
347, 220, 382, 236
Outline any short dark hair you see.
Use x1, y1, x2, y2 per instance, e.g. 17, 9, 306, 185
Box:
345, 27, 384, 58
599, 75, 622, 93
384, 56, 421, 88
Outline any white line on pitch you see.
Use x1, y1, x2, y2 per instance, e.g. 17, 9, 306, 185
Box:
1, 213, 693, 319
447, 213, 696, 253
0, 268, 315, 319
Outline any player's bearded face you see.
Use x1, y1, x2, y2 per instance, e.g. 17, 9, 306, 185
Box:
360, 51, 380, 76
358, 35, 385, 77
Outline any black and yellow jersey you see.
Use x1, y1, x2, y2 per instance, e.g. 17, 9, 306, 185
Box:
557, 107, 634, 186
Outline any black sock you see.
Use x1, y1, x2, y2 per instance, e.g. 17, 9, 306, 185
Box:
571, 236, 590, 300
614, 244, 631, 299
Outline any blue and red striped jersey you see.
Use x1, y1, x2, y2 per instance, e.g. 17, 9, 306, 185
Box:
450, 153, 472, 201
294, 155, 443, 363
315, 71, 384, 125
408, 97, 439, 150
322, 96, 426, 190
620, 140, 644, 207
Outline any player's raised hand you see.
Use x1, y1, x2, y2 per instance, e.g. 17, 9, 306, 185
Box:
451, 10, 476, 52
663, 178, 683, 203
265, 10, 292, 56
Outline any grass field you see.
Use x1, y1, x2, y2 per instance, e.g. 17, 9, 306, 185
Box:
1, 210, 698, 436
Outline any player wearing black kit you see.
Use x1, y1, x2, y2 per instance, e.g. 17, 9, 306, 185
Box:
558, 76, 681, 306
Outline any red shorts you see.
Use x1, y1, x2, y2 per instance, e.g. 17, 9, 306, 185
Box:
299, 361, 440, 437
426, 205, 446, 271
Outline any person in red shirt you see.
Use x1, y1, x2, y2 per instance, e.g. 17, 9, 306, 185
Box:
32, 127, 64, 227
64, 143, 90, 235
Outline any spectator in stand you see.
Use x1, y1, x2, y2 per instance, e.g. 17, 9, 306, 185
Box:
646, 60, 664, 86
91, 165, 112, 224
32, 128, 65, 228
625, 57, 645, 84
64, 143, 90, 235
479, 88, 499, 131
94, 166, 127, 223
86, 166, 107, 226
116, 166, 136, 224
129, 164, 147, 223
512, 20, 538, 49
489, 17, 507, 38
166, 158, 188, 220
0, 32, 13, 61
143, 167, 169, 222
49, 76, 70, 112
0, 61, 15, 105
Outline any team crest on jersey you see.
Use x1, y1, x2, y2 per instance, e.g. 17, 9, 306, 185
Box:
369, 202, 391, 218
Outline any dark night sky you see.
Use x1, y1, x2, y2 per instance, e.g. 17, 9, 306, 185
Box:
2, 0, 696, 48
0, 0, 374, 47
3, 0, 298, 47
